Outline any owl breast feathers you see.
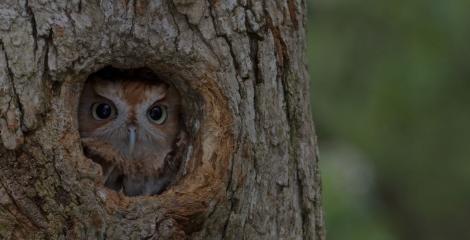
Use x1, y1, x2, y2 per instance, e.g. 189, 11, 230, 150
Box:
79, 74, 185, 196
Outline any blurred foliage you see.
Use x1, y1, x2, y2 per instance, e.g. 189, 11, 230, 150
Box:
307, 0, 470, 239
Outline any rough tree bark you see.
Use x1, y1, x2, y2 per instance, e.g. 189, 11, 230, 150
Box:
0, 0, 324, 239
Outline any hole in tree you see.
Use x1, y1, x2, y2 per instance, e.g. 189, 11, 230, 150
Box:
78, 66, 188, 197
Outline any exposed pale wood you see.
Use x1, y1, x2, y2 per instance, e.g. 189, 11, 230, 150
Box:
0, 0, 324, 239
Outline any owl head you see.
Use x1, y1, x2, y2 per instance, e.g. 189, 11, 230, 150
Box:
78, 70, 184, 196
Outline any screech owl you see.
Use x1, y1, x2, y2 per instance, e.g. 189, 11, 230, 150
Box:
79, 70, 185, 196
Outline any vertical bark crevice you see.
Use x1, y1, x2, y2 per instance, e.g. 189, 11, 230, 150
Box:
287, 0, 299, 30
0, 40, 25, 150
24, 0, 38, 54
0, 41, 22, 116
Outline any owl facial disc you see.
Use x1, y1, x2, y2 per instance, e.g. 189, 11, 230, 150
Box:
78, 67, 185, 196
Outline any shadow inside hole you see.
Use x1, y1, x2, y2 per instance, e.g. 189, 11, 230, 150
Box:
78, 66, 189, 197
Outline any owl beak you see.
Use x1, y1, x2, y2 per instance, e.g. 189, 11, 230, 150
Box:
128, 125, 137, 155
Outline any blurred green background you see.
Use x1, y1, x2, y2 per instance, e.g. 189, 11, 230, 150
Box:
307, 0, 470, 239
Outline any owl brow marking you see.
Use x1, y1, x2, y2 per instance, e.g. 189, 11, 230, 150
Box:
122, 81, 168, 106
92, 89, 115, 103
149, 96, 167, 107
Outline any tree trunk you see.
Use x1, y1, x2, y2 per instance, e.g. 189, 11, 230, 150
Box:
0, 0, 324, 239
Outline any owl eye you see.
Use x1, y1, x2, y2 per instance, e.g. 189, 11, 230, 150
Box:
91, 102, 116, 120
147, 105, 167, 124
